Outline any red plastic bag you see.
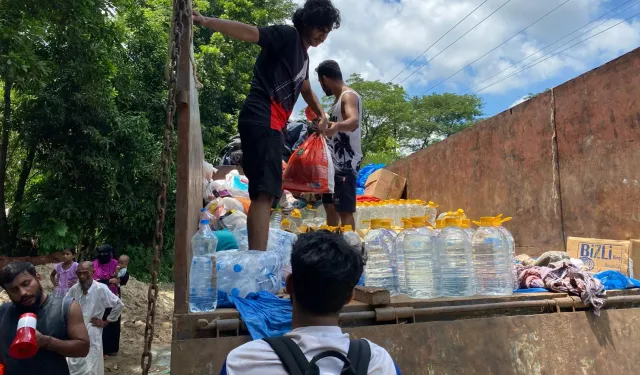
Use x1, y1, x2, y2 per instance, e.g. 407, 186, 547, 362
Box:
283, 134, 335, 193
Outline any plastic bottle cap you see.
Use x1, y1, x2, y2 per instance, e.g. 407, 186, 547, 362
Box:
428, 201, 439, 208
401, 218, 413, 229
444, 217, 460, 227
200, 219, 210, 225
231, 288, 240, 297
282, 219, 291, 226
410, 217, 426, 227
460, 218, 471, 228
477, 217, 494, 227
233, 264, 243, 273
364, 219, 383, 229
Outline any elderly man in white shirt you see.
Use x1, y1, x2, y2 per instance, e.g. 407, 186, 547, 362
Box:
65, 261, 124, 375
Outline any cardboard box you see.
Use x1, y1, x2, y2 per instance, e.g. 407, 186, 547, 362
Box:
631, 240, 640, 279
566, 237, 631, 275
364, 169, 406, 200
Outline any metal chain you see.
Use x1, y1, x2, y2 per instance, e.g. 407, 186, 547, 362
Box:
141, 0, 186, 373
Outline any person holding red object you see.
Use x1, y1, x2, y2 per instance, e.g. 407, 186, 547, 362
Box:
0, 262, 89, 375
193, 0, 340, 251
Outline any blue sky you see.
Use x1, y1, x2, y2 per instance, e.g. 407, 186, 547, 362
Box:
292, 0, 640, 118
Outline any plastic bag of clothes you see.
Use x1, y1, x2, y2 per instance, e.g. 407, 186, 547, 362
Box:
283, 134, 335, 193
231, 291, 292, 339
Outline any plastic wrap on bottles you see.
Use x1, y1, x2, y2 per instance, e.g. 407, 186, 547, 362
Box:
232, 226, 249, 252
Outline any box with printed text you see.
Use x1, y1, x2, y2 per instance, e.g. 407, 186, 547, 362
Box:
566, 237, 631, 275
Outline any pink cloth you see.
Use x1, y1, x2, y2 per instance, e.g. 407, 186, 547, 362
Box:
54, 262, 78, 297
93, 258, 119, 295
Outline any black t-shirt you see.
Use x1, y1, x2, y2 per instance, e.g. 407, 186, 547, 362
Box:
239, 25, 309, 132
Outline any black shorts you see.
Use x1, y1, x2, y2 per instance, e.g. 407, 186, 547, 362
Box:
322, 171, 357, 213
239, 123, 284, 200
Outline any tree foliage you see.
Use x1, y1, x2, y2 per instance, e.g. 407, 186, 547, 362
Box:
322, 74, 483, 164
0, 0, 480, 280
0, 0, 295, 280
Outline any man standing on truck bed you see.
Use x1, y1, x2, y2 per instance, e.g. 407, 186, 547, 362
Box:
193, 0, 340, 251
317, 60, 363, 228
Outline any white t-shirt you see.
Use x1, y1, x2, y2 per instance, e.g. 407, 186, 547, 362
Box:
328, 90, 363, 175
225, 326, 396, 374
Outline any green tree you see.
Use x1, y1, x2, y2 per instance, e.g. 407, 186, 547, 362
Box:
407, 93, 483, 151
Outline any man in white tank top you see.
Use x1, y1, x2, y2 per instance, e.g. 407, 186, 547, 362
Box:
316, 60, 363, 228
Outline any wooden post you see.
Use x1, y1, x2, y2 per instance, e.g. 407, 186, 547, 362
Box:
173, 2, 203, 316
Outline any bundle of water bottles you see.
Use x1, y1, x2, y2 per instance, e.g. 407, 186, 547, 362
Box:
189, 215, 298, 313
363, 207, 518, 299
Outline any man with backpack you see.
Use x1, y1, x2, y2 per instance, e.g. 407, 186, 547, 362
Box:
222, 230, 398, 374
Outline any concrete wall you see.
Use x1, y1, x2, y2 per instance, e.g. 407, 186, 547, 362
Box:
387, 48, 640, 256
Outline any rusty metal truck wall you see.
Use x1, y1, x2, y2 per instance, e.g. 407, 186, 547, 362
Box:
171, 308, 640, 374
387, 47, 640, 257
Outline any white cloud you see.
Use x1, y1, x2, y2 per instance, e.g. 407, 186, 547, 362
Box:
291, 0, 640, 114
510, 96, 528, 108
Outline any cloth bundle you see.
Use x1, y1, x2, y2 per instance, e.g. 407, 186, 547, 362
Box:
517, 260, 605, 315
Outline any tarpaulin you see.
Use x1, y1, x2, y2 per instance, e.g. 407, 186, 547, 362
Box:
594, 270, 640, 290
231, 291, 292, 339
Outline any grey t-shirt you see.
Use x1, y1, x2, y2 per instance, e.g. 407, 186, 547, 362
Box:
0, 295, 72, 375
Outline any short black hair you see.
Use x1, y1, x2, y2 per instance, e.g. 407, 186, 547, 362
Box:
0, 262, 37, 290
316, 60, 342, 80
291, 230, 364, 315
63, 246, 77, 255
292, 0, 341, 33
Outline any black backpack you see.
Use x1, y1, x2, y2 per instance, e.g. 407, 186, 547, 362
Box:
263, 337, 371, 375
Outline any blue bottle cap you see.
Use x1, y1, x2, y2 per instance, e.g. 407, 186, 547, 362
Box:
231, 288, 240, 297
233, 264, 243, 273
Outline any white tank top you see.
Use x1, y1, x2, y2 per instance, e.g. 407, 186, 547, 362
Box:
328, 90, 363, 174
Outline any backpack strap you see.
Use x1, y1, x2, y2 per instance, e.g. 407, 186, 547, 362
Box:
263, 336, 308, 375
347, 339, 371, 375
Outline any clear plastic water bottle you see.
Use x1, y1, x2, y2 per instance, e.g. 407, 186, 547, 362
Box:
472, 217, 512, 296
425, 201, 439, 226
437, 217, 475, 297
432, 219, 444, 236
461, 219, 476, 240
189, 220, 218, 312
395, 219, 413, 294
232, 226, 249, 252
191, 219, 218, 256
342, 225, 362, 251
409, 200, 425, 217
403, 217, 439, 299
363, 219, 397, 294
189, 255, 217, 312
270, 208, 283, 229
257, 251, 283, 276
256, 273, 281, 294
494, 215, 518, 291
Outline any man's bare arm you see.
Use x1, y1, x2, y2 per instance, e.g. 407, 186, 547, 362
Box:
39, 301, 89, 358
332, 93, 359, 132
301, 80, 328, 132
193, 11, 259, 43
